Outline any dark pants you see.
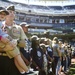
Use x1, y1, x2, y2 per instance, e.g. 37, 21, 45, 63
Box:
0, 56, 21, 75
52, 56, 59, 75
20, 48, 30, 62
63, 58, 66, 71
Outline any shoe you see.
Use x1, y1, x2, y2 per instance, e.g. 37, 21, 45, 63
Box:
64, 71, 67, 74
25, 71, 34, 75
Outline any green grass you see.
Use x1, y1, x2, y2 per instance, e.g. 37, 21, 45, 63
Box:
68, 67, 75, 75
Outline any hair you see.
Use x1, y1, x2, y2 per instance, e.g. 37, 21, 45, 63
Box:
31, 40, 38, 57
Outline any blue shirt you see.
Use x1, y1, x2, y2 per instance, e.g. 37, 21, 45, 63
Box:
0, 29, 8, 37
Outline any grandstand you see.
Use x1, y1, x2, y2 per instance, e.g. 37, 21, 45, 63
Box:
1, 0, 75, 40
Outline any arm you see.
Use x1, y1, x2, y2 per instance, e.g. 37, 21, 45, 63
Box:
3, 42, 15, 51
57, 47, 61, 57
30, 50, 40, 70
17, 40, 26, 47
0, 47, 4, 51
0, 38, 15, 51
20, 52, 30, 66
0, 36, 2, 40
47, 54, 53, 62
17, 26, 27, 47
32, 59, 40, 70
0, 36, 10, 44
0, 36, 14, 51
0, 41, 15, 52
0, 41, 6, 49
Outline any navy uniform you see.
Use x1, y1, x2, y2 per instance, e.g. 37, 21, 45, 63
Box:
30, 46, 44, 70
40, 44, 48, 75
30, 35, 47, 75
30, 35, 43, 70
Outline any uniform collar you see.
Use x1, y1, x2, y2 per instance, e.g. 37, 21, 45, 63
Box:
2, 21, 16, 28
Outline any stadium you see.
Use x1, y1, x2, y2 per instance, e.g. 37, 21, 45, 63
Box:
0, 0, 75, 75
1, 0, 75, 43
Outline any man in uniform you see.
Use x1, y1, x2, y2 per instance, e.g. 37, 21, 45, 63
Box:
2, 5, 35, 75
0, 6, 21, 75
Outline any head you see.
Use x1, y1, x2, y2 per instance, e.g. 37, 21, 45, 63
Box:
40, 38, 45, 44
44, 31, 49, 38
59, 40, 63, 47
40, 43, 46, 53
52, 37, 59, 44
44, 38, 50, 45
0, 7, 9, 21
20, 22, 29, 33
31, 35, 39, 47
64, 40, 68, 46
6, 5, 15, 21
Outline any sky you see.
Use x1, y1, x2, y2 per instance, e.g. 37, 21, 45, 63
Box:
8, 0, 75, 6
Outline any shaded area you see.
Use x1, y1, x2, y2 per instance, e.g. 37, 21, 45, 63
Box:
67, 58, 75, 75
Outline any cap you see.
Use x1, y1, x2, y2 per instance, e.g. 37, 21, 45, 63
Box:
20, 22, 29, 27
40, 43, 46, 49
0, 7, 9, 15
53, 37, 58, 40
31, 35, 39, 41
6, 5, 15, 11
40, 38, 45, 43
53, 37, 59, 43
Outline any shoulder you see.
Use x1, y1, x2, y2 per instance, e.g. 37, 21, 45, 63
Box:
13, 24, 23, 31
13, 24, 21, 28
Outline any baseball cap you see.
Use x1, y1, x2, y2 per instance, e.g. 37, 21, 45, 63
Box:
0, 7, 9, 15
40, 43, 46, 49
31, 35, 39, 41
6, 5, 15, 11
20, 22, 29, 27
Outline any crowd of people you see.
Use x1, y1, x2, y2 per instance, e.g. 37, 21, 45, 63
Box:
29, 35, 72, 75
0, 5, 72, 75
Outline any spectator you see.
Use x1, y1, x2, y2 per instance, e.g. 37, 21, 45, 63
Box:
0, 6, 21, 75
52, 37, 61, 75
20, 22, 31, 68
2, 5, 33, 75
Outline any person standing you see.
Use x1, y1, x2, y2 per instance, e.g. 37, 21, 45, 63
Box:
20, 22, 31, 66
2, 5, 30, 75
20, 22, 31, 50
52, 37, 61, 75
0, 6, 21, 75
